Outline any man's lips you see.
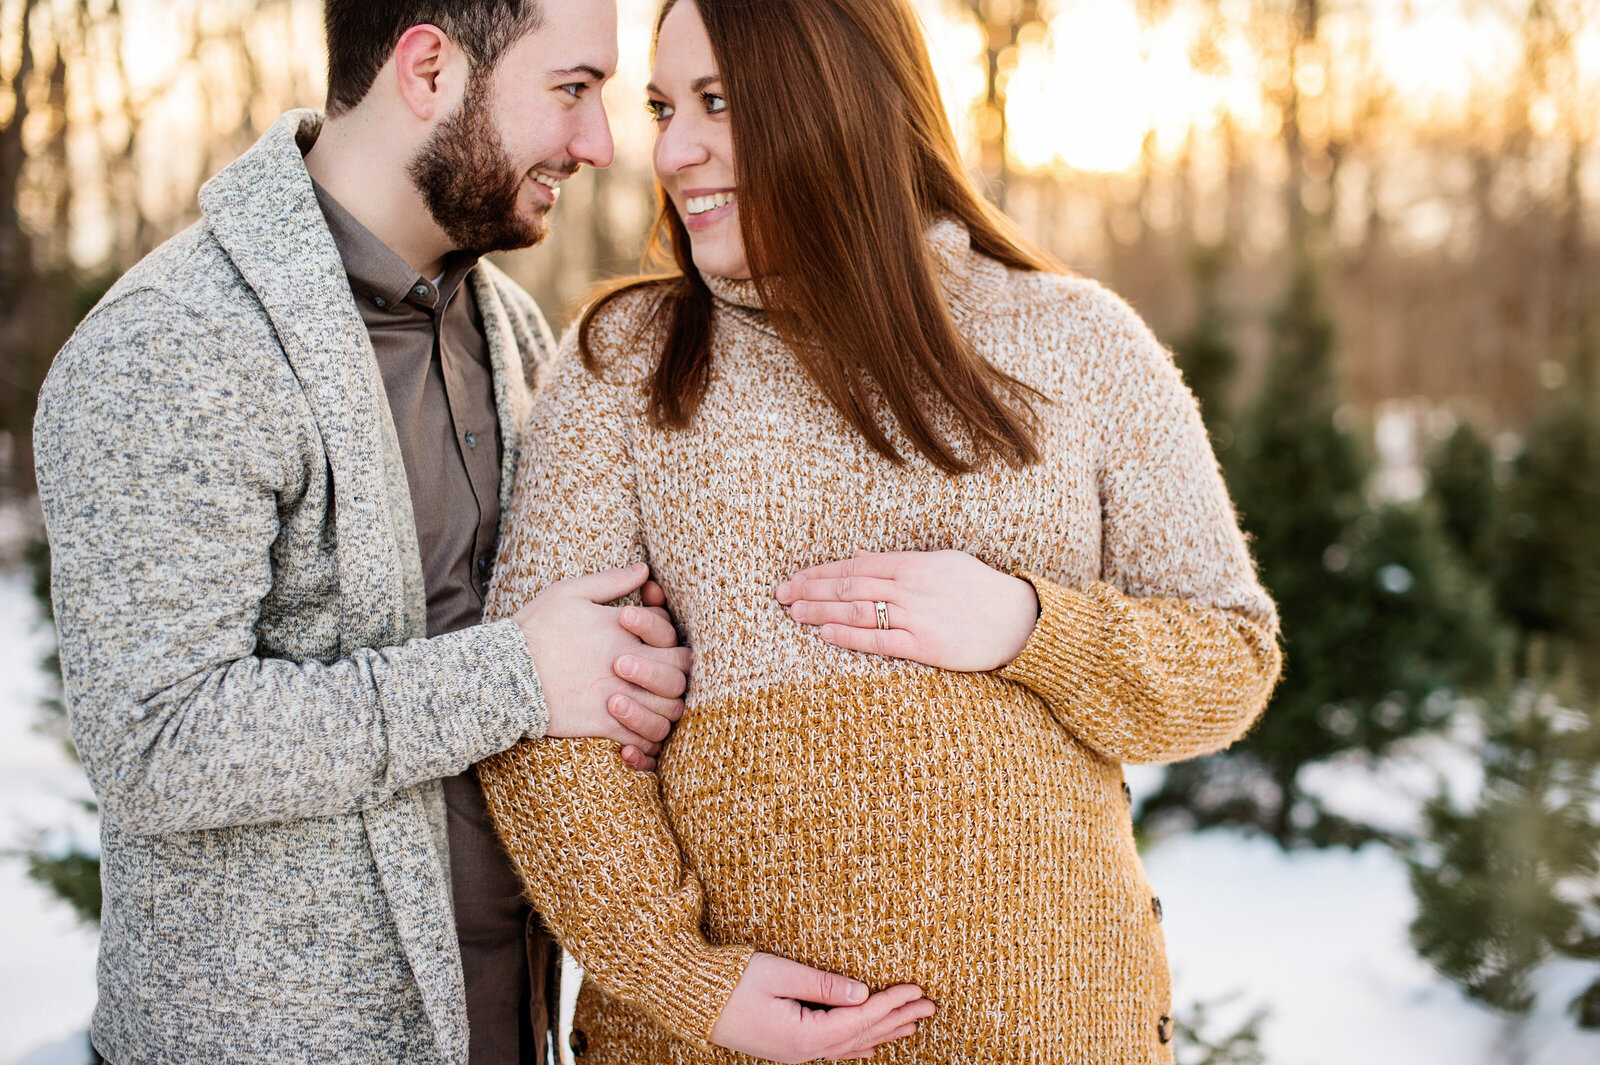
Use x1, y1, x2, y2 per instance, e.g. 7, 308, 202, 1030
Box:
527, 168, 573, 204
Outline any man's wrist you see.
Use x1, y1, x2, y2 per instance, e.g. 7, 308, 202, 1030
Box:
477, 618, 549, 741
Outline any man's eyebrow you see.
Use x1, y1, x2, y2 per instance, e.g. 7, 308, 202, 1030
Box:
548, 65, 610, 81
645, 74, 722, 95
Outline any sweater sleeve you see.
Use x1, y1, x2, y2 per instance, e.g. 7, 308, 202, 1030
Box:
999, 285, 1281, 764
33, 290, 546, 836
475, 325, 753, 1046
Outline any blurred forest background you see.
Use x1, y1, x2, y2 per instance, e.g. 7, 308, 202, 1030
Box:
3, 0, 1599, 1060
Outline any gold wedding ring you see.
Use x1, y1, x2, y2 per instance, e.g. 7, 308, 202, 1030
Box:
874, 600, 890, 630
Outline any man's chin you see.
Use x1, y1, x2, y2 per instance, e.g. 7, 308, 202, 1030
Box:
448, 212, 549, 257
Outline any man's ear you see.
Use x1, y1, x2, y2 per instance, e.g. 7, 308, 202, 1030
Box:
392, 24, 465, 120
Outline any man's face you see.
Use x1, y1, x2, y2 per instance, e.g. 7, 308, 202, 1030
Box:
410, 0, 618, 255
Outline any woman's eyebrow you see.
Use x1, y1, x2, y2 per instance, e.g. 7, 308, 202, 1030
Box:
645, 74, 722, 95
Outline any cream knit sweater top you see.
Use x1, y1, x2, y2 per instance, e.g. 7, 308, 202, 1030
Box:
478, 220, 1281, 1064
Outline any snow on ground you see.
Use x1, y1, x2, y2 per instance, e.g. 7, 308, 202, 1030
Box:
0, 573, 100, 1065
2, 566, 1597, 1065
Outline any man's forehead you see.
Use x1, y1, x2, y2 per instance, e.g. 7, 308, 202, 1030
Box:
510, 0, 619, 77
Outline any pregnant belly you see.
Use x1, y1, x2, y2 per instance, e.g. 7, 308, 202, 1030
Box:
657, 671, 1152, 1001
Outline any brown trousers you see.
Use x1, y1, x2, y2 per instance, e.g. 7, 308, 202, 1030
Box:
444, 768, 560, 1065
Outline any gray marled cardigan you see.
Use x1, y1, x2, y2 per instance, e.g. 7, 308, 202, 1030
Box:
33, 110, 555, 1064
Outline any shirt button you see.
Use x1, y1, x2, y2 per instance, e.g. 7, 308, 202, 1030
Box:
1152, 895, 1163, 922
412, 283, 429, 297
569, 1028, 588, 1056
372, 296, 387, 308
1157, 1015, 1172, 1044
476, 554, 492, 577
464, 431, 478, 449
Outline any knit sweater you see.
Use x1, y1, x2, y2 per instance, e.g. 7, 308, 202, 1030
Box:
477, 220, 1281, 1064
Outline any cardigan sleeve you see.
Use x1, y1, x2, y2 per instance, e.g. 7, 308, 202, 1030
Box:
33, 289, 546, 836
999, 285, 1281, 764
476, 326, 753, 1046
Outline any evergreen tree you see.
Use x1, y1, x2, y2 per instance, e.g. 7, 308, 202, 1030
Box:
23, 533, 102, 926
1142, 259, 1507, 847
1407, 338, 1600, 1036
1426, 418, 1499, 575
1495, 340, 1600, 690
1408, 674, 1600, 1031
1171, 243, 1239, 439
1173, 996, 1271, 1065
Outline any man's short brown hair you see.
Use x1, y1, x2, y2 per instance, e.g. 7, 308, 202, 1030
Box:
323, 0, 544, 115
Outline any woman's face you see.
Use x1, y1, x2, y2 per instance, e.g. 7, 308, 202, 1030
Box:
647, 1, 750, 280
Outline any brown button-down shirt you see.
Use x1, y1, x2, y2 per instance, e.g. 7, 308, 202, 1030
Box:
313, 183, 553, 1065
312, 181, 503, 638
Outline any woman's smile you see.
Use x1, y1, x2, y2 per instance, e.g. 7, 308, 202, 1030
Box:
682, 187, 737, 231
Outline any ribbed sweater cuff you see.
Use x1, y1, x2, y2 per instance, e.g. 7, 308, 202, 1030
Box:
633, 938, 755, 1046
454, 618, 548, 745
997, 573, 1107, 710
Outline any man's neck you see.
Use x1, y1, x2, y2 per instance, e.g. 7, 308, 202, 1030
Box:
303, 111, 455, 279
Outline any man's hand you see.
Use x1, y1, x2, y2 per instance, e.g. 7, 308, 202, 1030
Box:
511, 563, 689, 769
710, 953, 933, 1062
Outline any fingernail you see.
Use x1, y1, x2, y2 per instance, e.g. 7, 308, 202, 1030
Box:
775, 582, 791, 600
821, 625, 836, 642
617, 656, 636, 677
847, 981, 867, 1003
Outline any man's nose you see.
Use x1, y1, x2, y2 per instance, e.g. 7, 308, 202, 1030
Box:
574, 103, 615, 170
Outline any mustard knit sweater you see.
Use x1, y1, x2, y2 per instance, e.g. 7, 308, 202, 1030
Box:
477, 220, 1281, 1064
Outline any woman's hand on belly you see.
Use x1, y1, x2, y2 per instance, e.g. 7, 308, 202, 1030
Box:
710, 953, 933, 1063
776, 549, 1039, 672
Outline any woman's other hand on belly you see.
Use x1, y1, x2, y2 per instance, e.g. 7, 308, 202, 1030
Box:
709, 952, 933, 1062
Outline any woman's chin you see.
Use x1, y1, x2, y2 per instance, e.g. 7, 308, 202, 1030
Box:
693, 253, 753, 281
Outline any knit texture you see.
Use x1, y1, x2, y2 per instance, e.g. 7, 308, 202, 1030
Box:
34, 110, 555, 1065
477, 220, 1280, 1063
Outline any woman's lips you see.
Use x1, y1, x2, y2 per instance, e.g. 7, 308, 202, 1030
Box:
684, 198, 736, 231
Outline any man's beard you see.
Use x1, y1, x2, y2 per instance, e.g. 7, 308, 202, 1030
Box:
408, 79, 553, 255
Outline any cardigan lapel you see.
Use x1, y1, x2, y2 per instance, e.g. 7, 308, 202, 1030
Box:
469, 264, 540, 533
198, 110, 461, 1053
198, 110, 426, 654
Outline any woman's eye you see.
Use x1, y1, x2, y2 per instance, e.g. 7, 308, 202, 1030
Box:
701, 92, 726, 115
646, 98, 674, 122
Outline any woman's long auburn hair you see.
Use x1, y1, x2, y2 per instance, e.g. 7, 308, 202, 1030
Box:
578, 0, 1065, 473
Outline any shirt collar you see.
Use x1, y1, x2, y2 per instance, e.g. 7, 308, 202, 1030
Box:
311, 178, 480, 314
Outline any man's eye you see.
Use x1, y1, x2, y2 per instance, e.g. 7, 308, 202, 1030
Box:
561, 83, 588, 98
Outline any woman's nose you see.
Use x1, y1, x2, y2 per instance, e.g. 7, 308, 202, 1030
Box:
653, 116, 712, 175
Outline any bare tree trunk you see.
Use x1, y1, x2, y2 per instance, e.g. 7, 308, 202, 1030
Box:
0, 0, 41, 498
0, 0, 38, 282
965, 0, 1046, 210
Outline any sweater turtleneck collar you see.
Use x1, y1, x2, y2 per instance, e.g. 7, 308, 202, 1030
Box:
698, 217, 1007, 324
